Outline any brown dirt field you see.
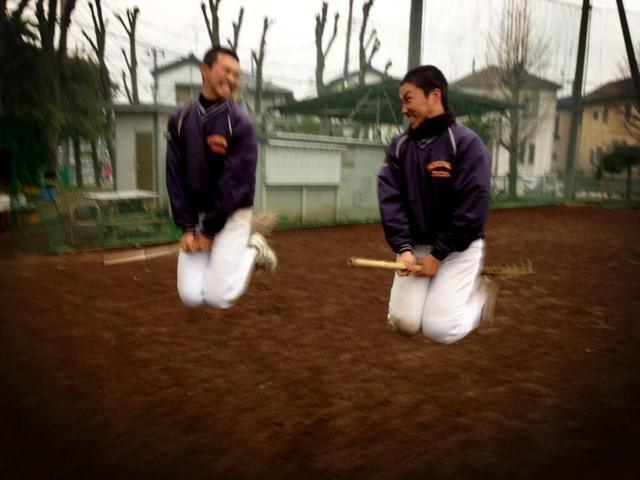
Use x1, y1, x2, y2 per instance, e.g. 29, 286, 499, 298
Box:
1, 205, 639, 480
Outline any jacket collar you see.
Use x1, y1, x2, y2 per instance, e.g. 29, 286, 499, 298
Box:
408, 113, 455, 141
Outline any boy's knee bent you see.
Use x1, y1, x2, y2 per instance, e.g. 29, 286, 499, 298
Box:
178, 289, 204, 308
421, 318, 463, 344
387, 313, 421, 336
203, 285, 238, 310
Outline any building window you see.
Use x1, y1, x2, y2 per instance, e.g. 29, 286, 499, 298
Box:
528, 143, 535, 165
603, 105, 609, 123
175, 84, 200, 106
554, 115, 560, 140
592, 109, 599, 120
175, 86, 192, 105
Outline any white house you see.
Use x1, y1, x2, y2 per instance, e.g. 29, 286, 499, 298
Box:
452, 66, 561, 179
151, 54, 294, 114
111, 104, 174, 197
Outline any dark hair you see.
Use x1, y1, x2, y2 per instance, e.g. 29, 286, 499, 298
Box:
202, 46, 239, 67
401, 65, 454, 116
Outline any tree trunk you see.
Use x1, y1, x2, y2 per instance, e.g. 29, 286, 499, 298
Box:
91, 140, 101, 188
73, 136, 83, 187
507, 86, 521, 200
343, 0, 353, 79
105, 112, 117, 189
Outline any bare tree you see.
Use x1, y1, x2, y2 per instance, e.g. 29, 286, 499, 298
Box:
116, 6, 140, 104
82, 0, 110, 101
487, 0, 547, 199
90, 140, 101, 187
121, 70, 133, 104
201, 0, 221, 46
35, 0, 77, 63
343, 0, 354, 79
34, 0, 78, 170
616, 46, 640, 142
358, 0, 379, 86
252, 17, 272, 118
56, 0, 76, 66
384, 59, 392, 76
72, 135, 82, 187
82, 0, 116, 186
621, 103, 640, 143
0, 0, 31, 116
315, 2, 339, 95
227, 7, 244, 51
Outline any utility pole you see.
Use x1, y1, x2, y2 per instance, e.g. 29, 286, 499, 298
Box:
407, 0, 423, 70
564, 0, 591, 201
615, 0, 640, 106
151, 48, 159, 105
151, 48, 161, 194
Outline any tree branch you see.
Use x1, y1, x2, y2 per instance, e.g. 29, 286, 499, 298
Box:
122, 70, 132, 104
323, 12, 339, 58
82, 29, 99, 56
10, 0, 30, 23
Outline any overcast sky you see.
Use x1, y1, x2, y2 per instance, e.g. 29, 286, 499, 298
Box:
61, 0, 640, 102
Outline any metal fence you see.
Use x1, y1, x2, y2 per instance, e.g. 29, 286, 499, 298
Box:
4, 132, 638, 253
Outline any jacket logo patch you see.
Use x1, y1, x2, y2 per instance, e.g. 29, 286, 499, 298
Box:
426, 160, 452, 178
207, 135, 228, 155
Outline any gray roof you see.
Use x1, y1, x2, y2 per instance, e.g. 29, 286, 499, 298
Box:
583, 78, 636, 104
452, 66, 561, 91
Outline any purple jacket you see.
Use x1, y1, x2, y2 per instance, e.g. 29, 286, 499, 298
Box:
377, 115, 491, 260
166, 100, 257, 237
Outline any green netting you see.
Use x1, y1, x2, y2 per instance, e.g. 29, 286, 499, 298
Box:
274, 80, 510, 124
8, 195, 181, 254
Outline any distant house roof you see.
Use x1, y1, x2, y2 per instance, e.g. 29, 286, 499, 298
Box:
152, 54, 200, 76
452, 65, 561, 91
325, 67, 397, 91
152, 54, 293, 96
582, 78, 635, 104
556, 78, 636, 110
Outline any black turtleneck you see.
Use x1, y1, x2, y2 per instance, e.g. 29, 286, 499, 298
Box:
199, 92, 224, 110
408, 112, 455, 140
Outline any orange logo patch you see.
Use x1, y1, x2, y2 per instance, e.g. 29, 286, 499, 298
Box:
426, 160, 452, 178
207, 135, 228, 155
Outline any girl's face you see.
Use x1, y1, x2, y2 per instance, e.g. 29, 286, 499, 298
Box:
399, 82, 443, 129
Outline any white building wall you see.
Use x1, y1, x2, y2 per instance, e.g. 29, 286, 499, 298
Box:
156, 64, 201, 106
114, 110, 170, 194
455, 84, 558, 178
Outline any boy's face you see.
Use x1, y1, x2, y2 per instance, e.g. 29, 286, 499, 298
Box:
200, 53, 240, 100
399, 82, 443, 129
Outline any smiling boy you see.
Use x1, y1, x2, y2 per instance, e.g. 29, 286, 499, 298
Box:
166, 46, 276, 309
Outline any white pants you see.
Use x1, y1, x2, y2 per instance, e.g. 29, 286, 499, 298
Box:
387, 239, 487, 344
177, 208, 257, 309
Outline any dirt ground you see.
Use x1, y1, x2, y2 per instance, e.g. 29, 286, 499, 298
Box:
1, 205, 639, 479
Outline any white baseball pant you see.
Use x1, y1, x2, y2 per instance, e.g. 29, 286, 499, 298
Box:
177, 208, 257, 309
387, 239, 487, 343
